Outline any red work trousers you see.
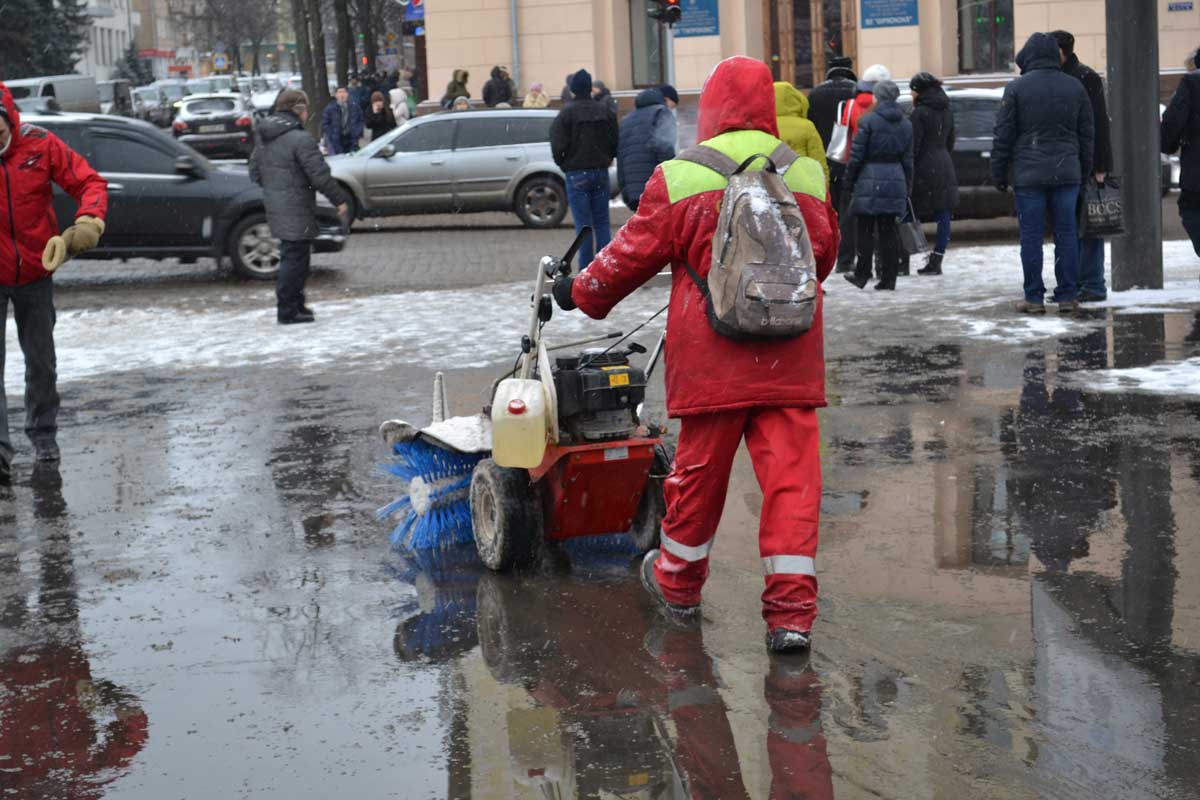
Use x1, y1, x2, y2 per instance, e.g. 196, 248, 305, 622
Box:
654, 406, 821, 631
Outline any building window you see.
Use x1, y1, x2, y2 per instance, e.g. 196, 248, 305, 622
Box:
630, 1, 666, 88
959, 0, 1015, 73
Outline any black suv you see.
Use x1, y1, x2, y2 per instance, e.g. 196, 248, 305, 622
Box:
29, 112, 346, 280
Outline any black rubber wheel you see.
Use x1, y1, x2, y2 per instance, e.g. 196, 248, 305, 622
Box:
339, 185, 359, 221
514, 175, 567, 229
228, 212, 280, 280
629, 442, 675, 554
470, 459, 542, 572
475, 573, 526, 684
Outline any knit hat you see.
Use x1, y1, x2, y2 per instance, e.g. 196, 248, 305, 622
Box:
909, 71, 941, 93
658, 84, 679, 104
872, 80, 900, 103
569, 69, 593, 100
862, 64, 892, 84
274, 88, 309, 116
530, 82, 544, 92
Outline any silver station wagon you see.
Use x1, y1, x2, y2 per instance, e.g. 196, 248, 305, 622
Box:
328, 108, 617, 229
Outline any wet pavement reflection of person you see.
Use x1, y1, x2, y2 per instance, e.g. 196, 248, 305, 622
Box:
0, 466, 148, 798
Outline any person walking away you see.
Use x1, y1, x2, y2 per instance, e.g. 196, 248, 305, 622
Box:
321, 87, 365, 155
908, 72, 958, 276
808, 57, 857, 150
348, 76, 368, 111
551, 56, 839, 653
550, 69, 619, 269
833, 63, 890, 273
843, 80, 912, 291
560, 75, 574, 105
523, 82, 551, 108
592, 80, 619, 115
440, 69, 470, 109
774, 81, 830, 185
389, 85, 411, 122
991, 32, 1094, 314
0, 84, 107, 479
364, 91, 397, 141
1052, 31, 1113, 301
617, 88, 676, 211
483, 66, 514, 107
251, 90, 351, 325
1163, 48, 1200, 267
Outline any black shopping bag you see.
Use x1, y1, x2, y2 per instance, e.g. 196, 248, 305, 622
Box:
898, 201, 927, 255
1078, 176, 1125, 238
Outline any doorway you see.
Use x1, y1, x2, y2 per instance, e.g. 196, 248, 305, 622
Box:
765, 0, 857, 88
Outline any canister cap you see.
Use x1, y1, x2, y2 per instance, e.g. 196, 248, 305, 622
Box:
507, 399, 527, 415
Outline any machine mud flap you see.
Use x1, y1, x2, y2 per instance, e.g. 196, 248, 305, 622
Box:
533, 441, 658, 541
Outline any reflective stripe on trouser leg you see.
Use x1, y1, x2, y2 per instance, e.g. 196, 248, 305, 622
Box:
744, 407, 822, 631
654, 410, 749, 606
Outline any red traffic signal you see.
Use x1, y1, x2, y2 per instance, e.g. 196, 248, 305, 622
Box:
647, 0, 681, 24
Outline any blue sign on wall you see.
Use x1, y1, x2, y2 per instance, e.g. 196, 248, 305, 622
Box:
404, 0, 424, 22
675, 0, 720, 38
861, 0, 919, 29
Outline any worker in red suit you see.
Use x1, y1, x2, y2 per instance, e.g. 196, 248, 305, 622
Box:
0, 83, 108, 481
552, 56, 839, 653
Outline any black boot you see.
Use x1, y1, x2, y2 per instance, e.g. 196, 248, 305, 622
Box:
897, 254, 910, 276
918, 252, 943, 276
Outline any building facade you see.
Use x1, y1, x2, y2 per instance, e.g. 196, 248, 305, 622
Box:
422, 0, 1199, 97
76, 0, 141, 80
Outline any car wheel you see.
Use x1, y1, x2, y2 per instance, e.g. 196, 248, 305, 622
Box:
229, 213, 281, 280
515, 176, 567, 229
339, 186, 359, 221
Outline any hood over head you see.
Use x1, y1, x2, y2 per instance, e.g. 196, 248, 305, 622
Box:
1016, 32, 1062, 73
635, 88, 666, 109
658, 84, 679, 104
452, 69, 469, 84
914, 84, 950, 110
773, 81, 810, 119
490, 66, 504, 79
258, 111, 303, 142
0, 83, 22, 157
696, 56, 779, 142
570, 69, 593, 100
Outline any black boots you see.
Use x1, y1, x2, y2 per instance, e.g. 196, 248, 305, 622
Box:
918, 252, 943, 276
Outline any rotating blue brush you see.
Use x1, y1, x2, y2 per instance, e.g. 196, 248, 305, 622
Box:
377, 439, 485, 552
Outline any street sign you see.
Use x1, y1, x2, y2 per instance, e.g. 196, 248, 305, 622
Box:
213, 53, 228, 70
675, 0, 719, 37
861, 0, 919, 28
1167, 1, 1193, 10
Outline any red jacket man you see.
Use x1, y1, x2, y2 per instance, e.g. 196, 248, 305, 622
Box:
553, 56, 839, 652
0, 83, 107, 478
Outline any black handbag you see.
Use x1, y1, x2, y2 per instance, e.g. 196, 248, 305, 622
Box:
1078, 176, 1125, 238
897, 201, 928, 256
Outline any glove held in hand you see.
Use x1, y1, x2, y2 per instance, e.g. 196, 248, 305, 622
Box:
43, 216, 105, 272
552, 274, 577, 311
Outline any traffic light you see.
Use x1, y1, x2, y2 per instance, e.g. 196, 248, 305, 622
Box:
647, 0, 681, 25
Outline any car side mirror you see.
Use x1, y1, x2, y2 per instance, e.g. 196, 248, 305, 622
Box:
175, 155, 201, 177
376, 144, 396, 159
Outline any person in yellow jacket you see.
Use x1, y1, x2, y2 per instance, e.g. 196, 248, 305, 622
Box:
774, 82, 829, 186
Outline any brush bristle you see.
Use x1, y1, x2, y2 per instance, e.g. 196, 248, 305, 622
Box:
380, 439, 487, 552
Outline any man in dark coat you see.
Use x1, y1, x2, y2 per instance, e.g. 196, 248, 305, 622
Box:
1053, 31, 1114, 301
843, 80, 913, 292
320, 87, 365, 155
992, 32, 1094, 314
908, 72, 958, 276
482, 66, 513, 107
251, 90, 350, 324
1162, 48, 1200, 266
550, 69, 619, 269
808, 57, 857, 150
617, 88, 676, 211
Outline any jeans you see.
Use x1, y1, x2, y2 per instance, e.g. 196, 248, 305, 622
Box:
853, 214, 900, 288
565, 168, 612, 269
1180, 190, 1200, 260
1014, 185, 1080, 303
0, 278, 59, 465
277, 240, 312, 319
1078, 237, 1106, 296
933, 210, 952, 254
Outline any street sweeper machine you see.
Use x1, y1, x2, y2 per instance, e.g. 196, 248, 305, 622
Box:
379, 228, 672, 570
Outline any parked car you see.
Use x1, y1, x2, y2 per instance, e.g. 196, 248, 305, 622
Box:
13, 96, 63, 114
186, 76, 237, 95
133, 86, 170, 127
329, 108, 618, 228
97, 79, 134, 116
151, 79, 191, 119
897, 88, 1172, 220
26, 112, 346, 280
172, 93, 255, 159
4, 75, 100, 113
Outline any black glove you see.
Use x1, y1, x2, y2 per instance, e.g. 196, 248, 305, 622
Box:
995, 182, 1009, 194
552, 274, 577, 310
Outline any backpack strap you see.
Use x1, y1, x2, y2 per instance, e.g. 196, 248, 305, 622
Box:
675, 145, 741, 178
767, 142, 799, 174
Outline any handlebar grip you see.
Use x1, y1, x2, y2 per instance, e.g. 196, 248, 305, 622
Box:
561, 226, 592, 271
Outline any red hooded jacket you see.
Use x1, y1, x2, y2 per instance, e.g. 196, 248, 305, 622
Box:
570, 57, 839, 416
0, 83, 108, 286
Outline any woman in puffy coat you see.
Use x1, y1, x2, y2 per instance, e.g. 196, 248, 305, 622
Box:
908, 72, 958, 275
843, 80, 913, 291
774, 82, 829, 185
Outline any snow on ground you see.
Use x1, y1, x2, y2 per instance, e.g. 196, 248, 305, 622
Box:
4, 240, 1198, 398
1077, 358, 1200, 398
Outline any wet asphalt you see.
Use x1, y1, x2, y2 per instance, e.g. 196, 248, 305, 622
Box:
1, 218, 1199, 799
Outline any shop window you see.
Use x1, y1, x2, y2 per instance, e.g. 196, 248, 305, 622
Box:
959, 0, 1015, 73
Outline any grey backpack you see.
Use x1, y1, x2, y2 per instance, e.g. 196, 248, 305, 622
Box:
676, 142, 818, 340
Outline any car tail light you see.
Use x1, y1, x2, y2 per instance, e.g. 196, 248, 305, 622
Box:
172, 119, 188, 133
236, 116, 252, 128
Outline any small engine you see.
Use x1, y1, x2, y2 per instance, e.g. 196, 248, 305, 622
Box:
553, 348, 647, 442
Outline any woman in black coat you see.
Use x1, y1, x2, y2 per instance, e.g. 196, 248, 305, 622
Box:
908, 72, 959, 275
843, 80, 913, 291
364, 91, 398, 142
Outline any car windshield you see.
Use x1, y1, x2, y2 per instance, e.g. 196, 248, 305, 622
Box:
159, 84, 185, 100
187, 79, 216, 93
7, 86, 33, 99
135, 89, 159, 101
211, 77, 234, 91
98, 84, 115, 102
187, 98, 239, 114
